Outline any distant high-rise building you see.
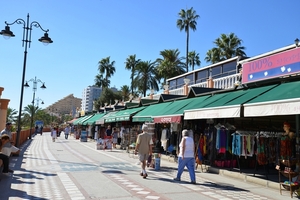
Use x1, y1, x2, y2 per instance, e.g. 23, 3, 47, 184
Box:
82, 86, 102, 112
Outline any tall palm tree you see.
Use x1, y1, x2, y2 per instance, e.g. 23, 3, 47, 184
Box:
96, 56, 116, 89
177, 7, 200, 72
188, 51, 201, 71
134, 61, 159, 97
125, 54, 140, 95
206, 33, 247, 64
156, 49, 186, 84
6, 107, 18, 123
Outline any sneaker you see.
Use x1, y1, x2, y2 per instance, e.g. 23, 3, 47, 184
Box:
8, 169, 14, 173
2, 173, 9, 176
140, 172, 143, 176
191, 181, 196, 184
173, 178, 180, 181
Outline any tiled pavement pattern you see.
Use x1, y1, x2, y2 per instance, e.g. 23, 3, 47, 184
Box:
2, 132, 288, 199
11, 134, 85, 200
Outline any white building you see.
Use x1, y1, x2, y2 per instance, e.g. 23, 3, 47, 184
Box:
82, 86, 102, 112
82, 86, 119, 113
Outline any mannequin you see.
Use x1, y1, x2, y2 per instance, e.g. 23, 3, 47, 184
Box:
276, 122, 295, 170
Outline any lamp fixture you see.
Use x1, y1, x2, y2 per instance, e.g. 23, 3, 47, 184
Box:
183, 78, 190, 85
0, 25, 15, 38
24, 82, 30, 87
295, 38, 299, 47
163, 84, 169, 90
38, 32, 53, 45
150, 88, 154, 95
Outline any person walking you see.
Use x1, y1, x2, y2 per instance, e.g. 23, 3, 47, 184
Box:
64, 125, 70, 139
173, 129, 196, 184
51, 127, 57, 142
135, 124, 153, 179
112, 128, 118, 148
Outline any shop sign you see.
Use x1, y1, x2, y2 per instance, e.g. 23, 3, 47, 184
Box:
244, 98, 300, 116
242, 47, 300, 84
184, 106, 240, 120
153, 116, 181, 123
96, 119, 104, 125
116, 116, 130, 121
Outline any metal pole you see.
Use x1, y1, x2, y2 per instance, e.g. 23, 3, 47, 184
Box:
29, 88, 36, 139
16, 14, 30, 147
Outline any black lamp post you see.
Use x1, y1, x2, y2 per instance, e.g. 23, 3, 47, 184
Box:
25, 77, 46, 139
0, 14, 53, 147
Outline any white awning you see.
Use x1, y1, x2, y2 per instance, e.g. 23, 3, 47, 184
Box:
184, 105, 241, 120
244, 98, 300, 117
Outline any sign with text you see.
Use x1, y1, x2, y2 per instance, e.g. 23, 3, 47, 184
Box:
242, 47, 300, 84
154, 115, 181, 123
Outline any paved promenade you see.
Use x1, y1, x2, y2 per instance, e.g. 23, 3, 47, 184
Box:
0, 132, 294, 199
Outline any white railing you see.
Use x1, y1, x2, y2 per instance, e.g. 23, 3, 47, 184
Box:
142, 73, 241, 98
169, 88, 184, 95
213, 73, 240, 89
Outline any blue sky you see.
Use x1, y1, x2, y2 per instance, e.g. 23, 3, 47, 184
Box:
0, 0, 299, 112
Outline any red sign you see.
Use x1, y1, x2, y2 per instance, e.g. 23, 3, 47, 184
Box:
242, 47, 300, 84
154, 116, 181, 123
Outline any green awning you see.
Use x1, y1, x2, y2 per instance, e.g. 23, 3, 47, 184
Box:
82, 113, 106, 125
132, 101, 174, 122
244, 81, 300, 116
103, 111, 119, 123
72, 117, 82, 125
73, 114, 94, 125
115, 107, 145, 122
184, 84, 278, 119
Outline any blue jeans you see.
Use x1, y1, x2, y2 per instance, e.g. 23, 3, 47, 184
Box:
176, 157, 196, 182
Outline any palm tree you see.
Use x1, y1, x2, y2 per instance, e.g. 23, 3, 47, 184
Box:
95, 74, 110, 89
177, 7, 200, 72
188, 51, 201, 71
120, 85, 131, 102
125, 54, 140, 95
96, 56, 116, 89
134, 61, 159, 97
156, 49, 186, 84
205, 48, 222, 64
6, 107, 18, 123
23, 104, 42, 127
205, 33, 247, 64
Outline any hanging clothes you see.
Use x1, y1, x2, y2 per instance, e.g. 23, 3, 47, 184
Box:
232, 133, 241, 156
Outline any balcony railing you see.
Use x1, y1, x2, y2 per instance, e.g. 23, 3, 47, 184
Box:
144, 73, 241, 99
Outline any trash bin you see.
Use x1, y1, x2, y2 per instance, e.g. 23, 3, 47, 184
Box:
80, 131, 87, 142
154, 153, 160, 170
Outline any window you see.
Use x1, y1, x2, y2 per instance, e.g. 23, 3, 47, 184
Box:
169, 80, 177, 90
196, 70, 208, 83
222, 61, 237, 75
211, 66, 222, 78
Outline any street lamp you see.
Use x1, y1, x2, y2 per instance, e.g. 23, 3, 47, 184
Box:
0, 14, 53, 147
34, 97, 45, 108
25, 77, 46, 139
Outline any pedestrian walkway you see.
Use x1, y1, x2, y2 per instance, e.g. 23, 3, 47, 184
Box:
0, 132, 295, 199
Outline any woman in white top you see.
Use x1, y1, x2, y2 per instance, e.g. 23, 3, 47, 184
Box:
173, 129, 196, 184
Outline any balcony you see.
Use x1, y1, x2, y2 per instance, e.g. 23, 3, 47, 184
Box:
145, 73, 241, 99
